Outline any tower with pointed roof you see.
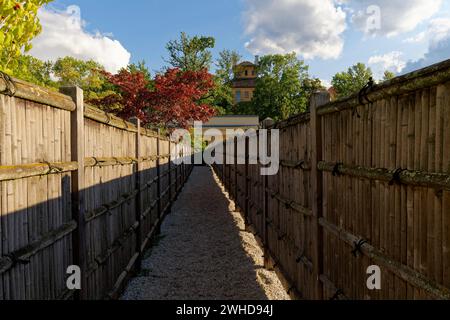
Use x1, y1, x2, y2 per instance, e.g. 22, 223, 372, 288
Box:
231, 58, 258, 105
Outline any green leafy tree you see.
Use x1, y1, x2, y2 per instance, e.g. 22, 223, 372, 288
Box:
127, 60, 151, 82
332, 63, 373, 99
215, 50, 241, 84
210, 50, 242, 114
302, 77, 326, 101
52, 56, 115, 100
383, 70, 396, 81
11, 54, 56, 87
126, 60, 154, 90
0, 0, 53, 73
165, 32, 215, 71
253, 53, 310, 121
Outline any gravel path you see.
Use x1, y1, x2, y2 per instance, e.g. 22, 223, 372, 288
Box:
121, 166, 290, 300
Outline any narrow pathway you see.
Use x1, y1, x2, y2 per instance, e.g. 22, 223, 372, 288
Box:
122, 166, 290, 300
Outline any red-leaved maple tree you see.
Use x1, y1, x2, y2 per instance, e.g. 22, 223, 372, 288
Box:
88, 68, 216, 129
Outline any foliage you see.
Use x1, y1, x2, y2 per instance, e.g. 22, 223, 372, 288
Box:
89, 68, 216, 129
301, 77, 326, 103
52, 56, 116, 100
11, 54, 56, 87
210, 50, 242, 114
127, 60, 152, 86
383, 70, 396, 81
165, 32, 215, 71
331, 63, 373, 99
252, 53, 311, 121
148, 68, 216, 128
53, 56, 103, 87
88, 69, 152, 121
231, 101, 257, 115
215, 49, 241, 84
0, 0, 52, 73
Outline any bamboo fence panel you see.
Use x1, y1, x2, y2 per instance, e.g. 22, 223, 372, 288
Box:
0, 78, 193, 300
216, 59, 450, 300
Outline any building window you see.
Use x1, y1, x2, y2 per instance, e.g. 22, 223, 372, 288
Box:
252, 70, 256, 76
236, 91, 241, 103
245, 70, 248, 76
244, 91, 250, 99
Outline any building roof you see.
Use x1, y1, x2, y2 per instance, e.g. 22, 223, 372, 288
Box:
231, 78, 256, 88
203, 115, 260, 130
236, 61, 256, 67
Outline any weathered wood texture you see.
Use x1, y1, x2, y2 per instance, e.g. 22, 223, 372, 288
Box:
215, 59, 450, 300
0, 81, 193, 300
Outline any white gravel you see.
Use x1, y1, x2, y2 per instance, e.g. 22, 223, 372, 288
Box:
121, 166, 290, 300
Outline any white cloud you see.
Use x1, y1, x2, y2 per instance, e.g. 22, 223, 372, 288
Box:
30, 5, 131, 73
243, 0, 347, 60
368, 51, 406, 73
347, 0, 442, 37
403, 18, 450, 73
403, 32, 427, 44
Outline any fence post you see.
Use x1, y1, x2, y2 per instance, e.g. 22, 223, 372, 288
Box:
60, 86, 86, 300
133, 118, 142, 273
244, 136, 249, 227
182, 142, 185, 185
222, 140, 226, 183
310, 91, 331, 300
168, 139, 173, 206
223, 140, 227, 188
156, 130, 162, 230
263, 131, 270, 268
234, 137, 238, 203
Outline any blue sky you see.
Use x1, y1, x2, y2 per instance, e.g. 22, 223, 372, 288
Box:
31, 0, 450, 85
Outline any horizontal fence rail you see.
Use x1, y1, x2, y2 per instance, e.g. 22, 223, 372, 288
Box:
214, 59, 450, 300
0, 79, 193, 300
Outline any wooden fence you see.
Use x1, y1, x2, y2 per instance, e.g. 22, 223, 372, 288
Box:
0, 78, 193, 300
214, 59, 450, 300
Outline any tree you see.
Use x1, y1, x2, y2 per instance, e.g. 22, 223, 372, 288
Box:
148, 68, 216, 128
11, 54, 56, 87
89, 68, 216, 129
383, 70, 396, 81
52, 56, 112, 100
165, 32, 215, 71
127, 60, 152, 83
302, 77, 326, 101
332, 63, 373, 99
252, 53, 310, 121
210, 50, 242, 114
215, 50, 241, 84
0, 0, 53, 73
88, 69, 152, 121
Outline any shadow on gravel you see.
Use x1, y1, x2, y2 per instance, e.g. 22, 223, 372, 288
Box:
122, 166, 270, 300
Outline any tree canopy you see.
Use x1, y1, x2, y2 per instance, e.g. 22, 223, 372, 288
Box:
215, 49, 241, 85
0, 0, 52, 73
383, 70, 396, 81
331, 63, 373, 99
165, 32, 215, 71
89, 68, 216, 129
252, 53, 321, 120
11, 54, 55, 87
209, 50, 242, 115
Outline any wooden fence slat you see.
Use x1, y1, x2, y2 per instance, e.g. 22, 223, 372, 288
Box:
310, 91, 331, 299
60, 86, 86, 300
134, 118, 142, 273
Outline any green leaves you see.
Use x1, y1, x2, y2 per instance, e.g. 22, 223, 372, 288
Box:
165, 32, 215, 72
253, 53, 313, 121
332, 63, 374, 99
0, 0, 53, 73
